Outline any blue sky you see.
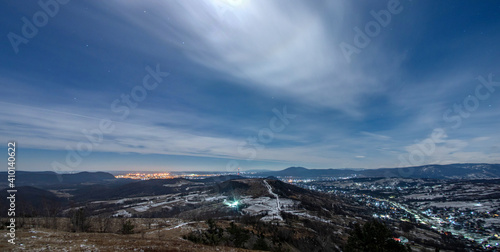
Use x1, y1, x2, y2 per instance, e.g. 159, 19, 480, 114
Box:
1, 0, 499, 172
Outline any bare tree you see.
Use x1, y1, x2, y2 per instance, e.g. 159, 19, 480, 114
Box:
70, 207, 90, 232
95, 215, 113, 233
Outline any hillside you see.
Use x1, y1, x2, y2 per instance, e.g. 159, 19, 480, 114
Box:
0, 171, 115, 188
0, 186, 68, 216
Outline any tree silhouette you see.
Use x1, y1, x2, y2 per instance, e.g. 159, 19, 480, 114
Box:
345, 220, 410, 252
70, 207, 90, 232
226, 222, 250, 248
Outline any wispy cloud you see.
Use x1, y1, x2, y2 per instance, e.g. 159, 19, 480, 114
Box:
360, 131, 392, 141
1, 1, 499, 171
92, 0, 396, 117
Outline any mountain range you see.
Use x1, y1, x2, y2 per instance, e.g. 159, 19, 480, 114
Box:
257, 163, 500, 179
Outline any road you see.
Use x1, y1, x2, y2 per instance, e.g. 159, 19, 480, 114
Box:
263, 179, 282, 220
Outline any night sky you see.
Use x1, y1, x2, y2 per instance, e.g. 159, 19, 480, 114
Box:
1, 0, 499, 172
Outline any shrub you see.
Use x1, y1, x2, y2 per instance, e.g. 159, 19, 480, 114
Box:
121, 219, 135, 234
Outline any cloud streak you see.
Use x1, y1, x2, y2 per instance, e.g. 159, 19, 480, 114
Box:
1, 1, 499, 171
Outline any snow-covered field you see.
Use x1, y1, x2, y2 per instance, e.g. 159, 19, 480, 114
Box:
113, 209, 132, 217
237, 180, 302, 222
240, 196, 296, 221
108, 192, 214, 217
103, 179, 333, 224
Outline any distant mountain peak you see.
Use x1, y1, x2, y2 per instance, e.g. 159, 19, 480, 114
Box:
283, 166, 308, 172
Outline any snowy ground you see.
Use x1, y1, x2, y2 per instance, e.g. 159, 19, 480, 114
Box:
103, 179, 330, 225
113, 210, 132, 217
107, 192, 221, 217
417, 199, 500, 212
239, 180, 300, 222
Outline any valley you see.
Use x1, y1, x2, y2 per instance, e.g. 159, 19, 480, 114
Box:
2, 165, 498, 251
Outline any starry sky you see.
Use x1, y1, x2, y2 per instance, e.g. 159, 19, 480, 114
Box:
1, 0, 499, 172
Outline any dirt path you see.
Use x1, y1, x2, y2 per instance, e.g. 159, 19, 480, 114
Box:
263, 179, 282, 220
